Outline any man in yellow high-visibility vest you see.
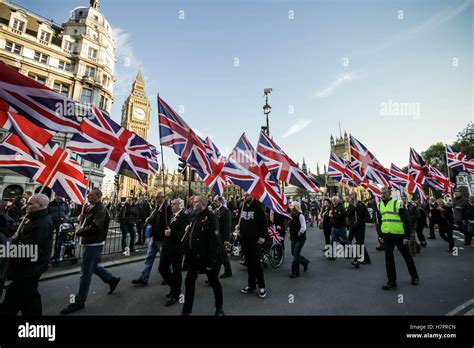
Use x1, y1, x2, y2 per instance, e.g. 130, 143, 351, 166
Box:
376, 187, 419, 290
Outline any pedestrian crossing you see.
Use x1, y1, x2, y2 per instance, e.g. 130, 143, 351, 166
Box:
446, 299, 474, 316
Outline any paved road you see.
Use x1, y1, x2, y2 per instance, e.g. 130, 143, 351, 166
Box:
39, 224, 474, 316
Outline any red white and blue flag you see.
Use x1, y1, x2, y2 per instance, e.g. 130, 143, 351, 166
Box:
349, 135, 391, 187
199, 136, 229, 196
328, 153, 357, 187
409, 148, 430, 186
268, 224, 283, 245
67, 105, 158, 186
256, 130, 319, 192
427, 165, 453, 193
0, 133, 88, 204
223, 133, 289, 217
0, 99, 54, 160
0, 62, 82, 133
445, 145, 474, 175
390, 163, 427, 202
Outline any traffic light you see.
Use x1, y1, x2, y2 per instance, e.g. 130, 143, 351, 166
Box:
178, 157, 187, 173
114, 175, 119, 190
190, 169, 195, 182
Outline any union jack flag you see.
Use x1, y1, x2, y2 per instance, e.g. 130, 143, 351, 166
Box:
390, 163, 427, 203
256, 130, 319, 192
268, 224, 283, 245
427, 165, 453, 193
198, 136, 229, 196
0, 62, 82, 133
409, 148, 430, 186
222, 133, 289, 217
0, 133, 88, 204
158, 96, 213, 182
67, 105, 158, 186
361, 182, 383, 202
349, 135, 391, 187
0, 100, 54, 159
446, 145, 474, 175
328, 153, 357, 186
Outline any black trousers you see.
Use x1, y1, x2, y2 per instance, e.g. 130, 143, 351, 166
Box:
428, 217, 436, 238
383, 235, 419, 284
158, 244, 183, 298
458, 221, 472, 244
416, 225, 426, 243
136, 221, 144, 244
120, 223, 136, 250
348, 227, 355, 243
182, 263, 223, 315
323, 226, 332, 245
218, 244, 232, 275
241, 240, 265, 289
353, 224, 371, 263
439, 226, 454, 250
0, 276, 42, 316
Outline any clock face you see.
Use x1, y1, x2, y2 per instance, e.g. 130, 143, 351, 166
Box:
133, 107, 146, 120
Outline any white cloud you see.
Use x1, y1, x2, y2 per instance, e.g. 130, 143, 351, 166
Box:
315, 72, 357, 98
283, 119, 311, 138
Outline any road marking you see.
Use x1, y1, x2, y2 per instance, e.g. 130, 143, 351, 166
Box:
446, 299, 474, 316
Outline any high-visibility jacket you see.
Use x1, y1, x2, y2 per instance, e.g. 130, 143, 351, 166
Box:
378, 199, 404, 235
343, 202, 350, 210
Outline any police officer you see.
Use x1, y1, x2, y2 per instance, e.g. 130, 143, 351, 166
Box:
376, 187, 419, 290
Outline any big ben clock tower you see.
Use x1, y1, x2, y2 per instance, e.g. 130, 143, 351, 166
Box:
119, 67, 152, 199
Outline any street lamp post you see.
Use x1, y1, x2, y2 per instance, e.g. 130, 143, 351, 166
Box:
263, 88, 272, 136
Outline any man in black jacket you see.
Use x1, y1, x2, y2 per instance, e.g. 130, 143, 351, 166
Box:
60, 189, 120, 315
427, 197, 437, 239
118, 198, 137, 253
159, 198, 189, 307
0, 194, 53, 316
464, 195, 474, 240
213, 195, 232, 278
453, 189, 470, 245
135, 197, 151, 245
346, 193, 371, 268
182, 195, 224, 316
328, 196, 349, 260
132, 192, 171, 286
237, 192, 268, 299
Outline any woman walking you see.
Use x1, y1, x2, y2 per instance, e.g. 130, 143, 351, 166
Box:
289, 202, 310, 278
319, 198, 333, 252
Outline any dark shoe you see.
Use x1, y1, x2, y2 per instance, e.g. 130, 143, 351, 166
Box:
132, 277, 148, 286
351, 261, 360, 269
361, 260, 371, 265
161, 280, 167, 285
420, 242, 427, 248
303, 261, 309, 272
411, 278, 419, 285
428, 236, 436, 240
165, 297, 179, 307
215, 308, 225, 316
166, 292, 172, 298
290, 274, 299, 278
382, 282, 397, 290
60, 302, 84, 315
241, 286, 256, 294
108, 277, 120, 294
220, 273, 232, 279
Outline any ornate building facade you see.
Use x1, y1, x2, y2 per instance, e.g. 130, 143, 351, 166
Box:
0, 0, 115, 199
118, 67, 151, 198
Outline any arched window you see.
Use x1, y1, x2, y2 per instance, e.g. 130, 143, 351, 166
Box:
2, 185, 24, 200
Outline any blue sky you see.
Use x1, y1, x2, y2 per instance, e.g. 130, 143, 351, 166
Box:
17, 0, 473, 181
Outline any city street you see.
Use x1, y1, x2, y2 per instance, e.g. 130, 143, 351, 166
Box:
39, 225, 474, 316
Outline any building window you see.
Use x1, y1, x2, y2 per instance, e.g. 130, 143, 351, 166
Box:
88, 47, 98, 59
81, 88, 93, 104
58, 60, 72, 72
4, 41, 22, 54
63, 40, 73, 52
84, 65, 96, 78
12, 18, 25, 32
102, 74, 109, 87
28, 73, 46, 85
53, 82, 70, 97
33, 51, 49, 64
39, 31, 51, 42
99, 95, 108, 110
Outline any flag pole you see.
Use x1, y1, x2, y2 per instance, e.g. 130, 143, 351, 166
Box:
157, 93, 167, 197
444, 144, 454, 202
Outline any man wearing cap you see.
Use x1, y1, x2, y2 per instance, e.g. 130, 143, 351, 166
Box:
375, 187, 419, 290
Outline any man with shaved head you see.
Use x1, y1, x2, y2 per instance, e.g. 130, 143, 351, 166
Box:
0, 194, 54, 315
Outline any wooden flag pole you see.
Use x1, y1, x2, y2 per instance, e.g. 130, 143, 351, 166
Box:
157, 93, 167, 197
444, 145, 454, 202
